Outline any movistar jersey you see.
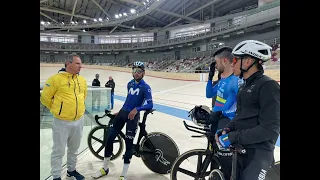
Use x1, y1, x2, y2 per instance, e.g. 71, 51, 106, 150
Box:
122, 79, 153, 112
206, 74, 241, 120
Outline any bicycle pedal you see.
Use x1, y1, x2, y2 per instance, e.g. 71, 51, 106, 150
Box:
132, 151, 141, 157
135, 153, 141, 157
132, 147, 140, 156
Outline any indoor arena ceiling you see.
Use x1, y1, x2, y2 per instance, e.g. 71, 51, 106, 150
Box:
40, 0, 258, 33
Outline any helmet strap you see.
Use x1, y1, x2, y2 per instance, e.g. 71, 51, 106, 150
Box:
239, 58, 258, 79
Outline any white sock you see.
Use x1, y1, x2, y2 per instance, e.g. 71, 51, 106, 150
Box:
121, 163, 130, 178
103, 157, 111, 170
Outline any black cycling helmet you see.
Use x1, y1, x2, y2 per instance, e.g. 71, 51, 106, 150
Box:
188, 105, 211, 127
212, 46, 233, 57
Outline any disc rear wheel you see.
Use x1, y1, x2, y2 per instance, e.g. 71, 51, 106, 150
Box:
140, 132, 180, 174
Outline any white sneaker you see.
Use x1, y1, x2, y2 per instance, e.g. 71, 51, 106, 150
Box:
119, 176, 127, 180
91, 167, 109, 179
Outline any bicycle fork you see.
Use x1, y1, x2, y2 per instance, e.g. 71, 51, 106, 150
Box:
197, 153, 216, 179
230, 152, 238, 180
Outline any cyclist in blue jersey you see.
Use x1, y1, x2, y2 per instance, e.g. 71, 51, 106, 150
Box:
92, 61, 153, 180
206, 46, 240, 180
211, 72, 221, 108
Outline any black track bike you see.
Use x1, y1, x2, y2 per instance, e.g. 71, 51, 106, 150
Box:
87, 109, 180, 174
170, 120, 280, 180
170, 120, 231, 180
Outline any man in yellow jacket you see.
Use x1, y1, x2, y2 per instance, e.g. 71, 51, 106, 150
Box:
41, 54, 87, 180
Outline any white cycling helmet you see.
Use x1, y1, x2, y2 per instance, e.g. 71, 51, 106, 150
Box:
232, 40, 272, 62
132, 61, 145, 70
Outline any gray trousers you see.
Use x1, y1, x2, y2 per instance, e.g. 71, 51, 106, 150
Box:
51, 116, 84, 179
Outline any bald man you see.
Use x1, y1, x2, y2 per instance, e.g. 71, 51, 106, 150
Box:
105, 76, 115, 110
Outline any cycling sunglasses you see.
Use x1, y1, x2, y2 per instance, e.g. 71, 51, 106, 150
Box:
233, 56, 249, 64
233, 57, 241, 64
132, 68, 144, 74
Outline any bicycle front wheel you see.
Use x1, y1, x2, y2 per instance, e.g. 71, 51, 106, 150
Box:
170, 149, 221, 180
209, 169, 224, 180
87, 125, 124, 161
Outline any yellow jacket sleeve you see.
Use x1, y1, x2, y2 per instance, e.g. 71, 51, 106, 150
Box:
84, 81, 88, 100
40, 76, 58, 110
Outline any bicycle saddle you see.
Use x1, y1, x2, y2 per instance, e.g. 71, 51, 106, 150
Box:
145, 109, 156, 114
